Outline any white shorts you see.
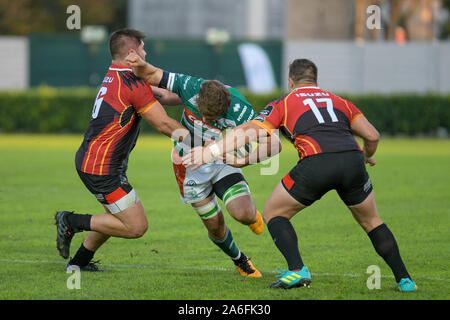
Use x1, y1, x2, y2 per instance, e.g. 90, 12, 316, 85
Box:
172, 149, 245, 204
104, 188, 140, 214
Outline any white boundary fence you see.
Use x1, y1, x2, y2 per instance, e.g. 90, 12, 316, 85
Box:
284, 41, 450, 94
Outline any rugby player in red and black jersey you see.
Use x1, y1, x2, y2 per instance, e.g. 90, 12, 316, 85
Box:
183, 59, 416, 292
55, 29, 189, 271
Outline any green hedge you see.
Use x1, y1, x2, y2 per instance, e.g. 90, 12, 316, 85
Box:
0, 86, 449, 136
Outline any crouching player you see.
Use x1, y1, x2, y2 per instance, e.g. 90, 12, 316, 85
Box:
54, 29, 189, 271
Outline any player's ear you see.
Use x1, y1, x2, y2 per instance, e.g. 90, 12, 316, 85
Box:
127, 48, 137, 56
288, 77, 295, 90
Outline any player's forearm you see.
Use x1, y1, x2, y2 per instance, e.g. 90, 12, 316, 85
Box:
154, 117, 189, 141
350, 115, 379, 158
363, 139, 378, 158
213, 123, 261, 156
152, 86, 182, 106
141, 63, 164, 86
216, 132, 279, 168
253, 134, 282, 162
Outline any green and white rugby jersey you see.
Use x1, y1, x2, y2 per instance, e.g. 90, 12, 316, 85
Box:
159, 71, 256, 155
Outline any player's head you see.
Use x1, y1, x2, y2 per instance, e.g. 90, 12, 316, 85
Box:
288, 59, 318, 89
197, 80, 231, 122
109, 28, 147, 62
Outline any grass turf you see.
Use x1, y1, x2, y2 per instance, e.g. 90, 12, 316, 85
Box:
0, 134, 449, 300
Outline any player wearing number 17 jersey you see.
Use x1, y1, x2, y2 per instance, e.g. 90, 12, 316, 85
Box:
255, 79, 364, 164
184, 59, 416, 292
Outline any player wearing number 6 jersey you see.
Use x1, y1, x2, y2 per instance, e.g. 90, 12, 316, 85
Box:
183, 59, 416, 292
54, 29, 189, 271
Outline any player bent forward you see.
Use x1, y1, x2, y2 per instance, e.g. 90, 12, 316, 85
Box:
126, 52, 282, 277
183, 59, 417, 292
55, 29, 189, 271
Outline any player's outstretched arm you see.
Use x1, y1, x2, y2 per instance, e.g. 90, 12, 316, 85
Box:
182, 121, 270, 169
351, 115, 380, 166
125, 50, 164, 86
151, 86, 183, 106
223, 133, 282, 168
251, 133, 282, 162
141, 101, 189, 142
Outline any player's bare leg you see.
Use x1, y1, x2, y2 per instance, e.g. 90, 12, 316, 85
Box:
263, 182, 306, 223
83, 231, 110, 252
193, 196, 227, 239
347, 191, 382, 232
90, 201, 148, 239
348, 191, 416, 291
225, 194, 255, 224
81, 205, 112, 252
59, 203, 147, 271
191, 195, 261, 277
225, 195, 263, 234
56, 201, 148, 262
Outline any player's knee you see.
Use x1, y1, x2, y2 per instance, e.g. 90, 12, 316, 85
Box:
227, 197, 255, 224
262, 208, 285, 224
239, 205, 256, 224
262, 211, 273, 224
128, 223, 148, 238
126, 215, 148, 238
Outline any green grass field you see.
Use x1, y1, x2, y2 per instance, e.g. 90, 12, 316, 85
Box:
0, 134, 449, 300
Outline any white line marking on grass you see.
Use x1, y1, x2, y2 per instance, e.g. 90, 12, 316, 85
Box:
1, 258, 448, 282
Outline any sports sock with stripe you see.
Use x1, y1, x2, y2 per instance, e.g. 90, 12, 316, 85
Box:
208, 226, 241, 260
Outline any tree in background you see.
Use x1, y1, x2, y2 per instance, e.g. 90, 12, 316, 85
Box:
0, 0, 127, 35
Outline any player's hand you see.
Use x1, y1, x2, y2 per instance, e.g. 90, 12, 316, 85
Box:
125, 50, 147, 77
365, 156, 376, 166
182, 146, 213, 170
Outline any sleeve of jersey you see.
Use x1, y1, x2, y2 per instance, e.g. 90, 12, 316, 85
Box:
347, 100, 364, 125
130, 81, 158, 115
158, 71, 203, 101
250, 103, 283, 136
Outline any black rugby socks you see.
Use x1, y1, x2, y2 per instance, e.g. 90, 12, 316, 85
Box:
70, 244, 95, 267
267, 216, 304, 271
368, 223, 411, 282
66, 212, 92, 231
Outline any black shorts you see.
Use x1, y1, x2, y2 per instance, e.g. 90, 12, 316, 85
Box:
77, 170, 134, 205
281, 151, 373, 206
212, 172, 247, 200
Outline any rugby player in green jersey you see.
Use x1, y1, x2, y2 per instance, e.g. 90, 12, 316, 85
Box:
126, 52, 280, 278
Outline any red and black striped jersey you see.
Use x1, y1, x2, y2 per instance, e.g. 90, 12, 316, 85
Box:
252, 85, 363, 161
75, 64, 157, 175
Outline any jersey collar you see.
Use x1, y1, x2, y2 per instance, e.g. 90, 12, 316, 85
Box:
109, 64, 132, 72
294, 85, 320, 90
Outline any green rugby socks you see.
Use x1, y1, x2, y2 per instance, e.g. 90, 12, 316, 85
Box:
208, 227, 241, 260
